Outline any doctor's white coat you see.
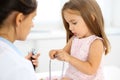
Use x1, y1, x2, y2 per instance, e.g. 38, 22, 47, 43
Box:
0, 37, 38, 80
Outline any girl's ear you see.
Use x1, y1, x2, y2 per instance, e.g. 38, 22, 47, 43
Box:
15, 13, 24, 27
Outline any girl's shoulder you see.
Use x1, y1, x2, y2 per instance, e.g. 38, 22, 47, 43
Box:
91, 35, 103, 42
89, 35, 104, 51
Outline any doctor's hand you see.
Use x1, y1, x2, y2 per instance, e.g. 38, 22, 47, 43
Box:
25, 53, 40, 67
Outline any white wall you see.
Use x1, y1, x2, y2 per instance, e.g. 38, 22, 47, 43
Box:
97, 0, 120, 28
111, 0, 120, 27
104, 34, 120, 67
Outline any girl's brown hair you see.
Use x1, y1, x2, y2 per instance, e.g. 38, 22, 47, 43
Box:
62, 0, 110, 54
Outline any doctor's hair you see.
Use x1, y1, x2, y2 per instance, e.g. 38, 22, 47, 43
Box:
0, 0, 37, 25
61, 0, 110, 54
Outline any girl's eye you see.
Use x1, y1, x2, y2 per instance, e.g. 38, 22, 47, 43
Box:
72, 22, 77, 25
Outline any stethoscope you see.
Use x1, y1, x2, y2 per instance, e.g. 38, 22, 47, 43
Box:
49, 59, 65, 80
29, 48, 38, 70
30, 48, 65, 80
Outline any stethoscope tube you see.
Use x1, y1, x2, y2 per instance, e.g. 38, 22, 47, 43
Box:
49, 59, 65, 80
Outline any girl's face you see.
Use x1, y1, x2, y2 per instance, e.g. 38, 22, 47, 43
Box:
63, 9, 92, 38
16, 10, 36, 40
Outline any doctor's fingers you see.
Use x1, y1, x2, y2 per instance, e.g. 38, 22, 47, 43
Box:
32, 53, 40, 59
32, 59, 39, 67
25, 53, 33, 60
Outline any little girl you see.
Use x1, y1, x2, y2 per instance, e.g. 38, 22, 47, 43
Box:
49, 0, 110, 80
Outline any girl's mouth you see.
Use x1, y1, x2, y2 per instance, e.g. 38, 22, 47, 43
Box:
73, 33, 77, 36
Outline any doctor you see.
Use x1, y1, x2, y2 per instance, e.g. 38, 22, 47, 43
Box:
0, 0, 40, 80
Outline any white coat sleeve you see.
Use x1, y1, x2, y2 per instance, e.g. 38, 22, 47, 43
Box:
8, 66, 38, 80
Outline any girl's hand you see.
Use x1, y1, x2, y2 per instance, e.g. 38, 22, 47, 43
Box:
49, 49, 58, 59
61, 77, 70, 80
25, 53, 40, 67
56, 50, 70, 62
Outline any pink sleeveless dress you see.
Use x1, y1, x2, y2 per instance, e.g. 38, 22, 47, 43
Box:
64, 35, 104, 80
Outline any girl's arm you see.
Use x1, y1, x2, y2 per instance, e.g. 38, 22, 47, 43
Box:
67, 39, 104, 75
57, 39, 104, 75
63, 37, 73, 54
52, 37, 72, 61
